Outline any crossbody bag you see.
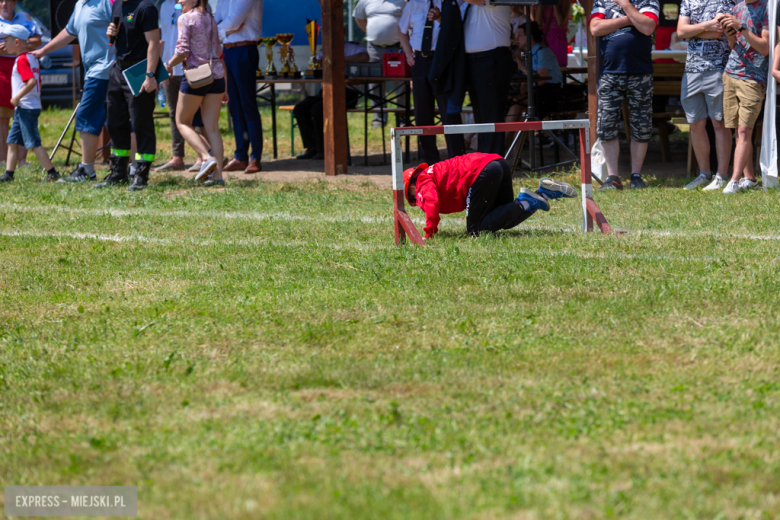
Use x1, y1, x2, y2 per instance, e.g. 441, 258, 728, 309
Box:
183, 13, 215, 88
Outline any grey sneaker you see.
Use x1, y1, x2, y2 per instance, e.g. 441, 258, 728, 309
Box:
195, 157, 216, 181
702, 175, 727, 191
684, 173, 713, 190
739, 178, 759, 191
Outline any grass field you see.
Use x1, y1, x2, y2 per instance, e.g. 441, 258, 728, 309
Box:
2, 110, 780, 519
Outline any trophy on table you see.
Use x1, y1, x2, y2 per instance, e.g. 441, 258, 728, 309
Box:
276, 33, 298, 78
258, 37, 278, 78
304, 19, 322, 79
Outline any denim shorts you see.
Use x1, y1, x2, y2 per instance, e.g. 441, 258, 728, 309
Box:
75, 77, 109, 136
7, 107, 41, 149
180, 76, 226, 97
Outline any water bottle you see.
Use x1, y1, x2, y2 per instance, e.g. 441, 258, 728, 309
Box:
158, 86, 167, 108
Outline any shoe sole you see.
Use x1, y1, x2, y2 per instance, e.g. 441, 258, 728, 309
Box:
539, 178, 577, 198
519, 188, 551, 211
195, 161, 217, 181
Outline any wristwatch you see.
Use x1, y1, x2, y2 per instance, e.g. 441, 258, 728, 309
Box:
146, 72, 155, 78
738, 24, 746, 33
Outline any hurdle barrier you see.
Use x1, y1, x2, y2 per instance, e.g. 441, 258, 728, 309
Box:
391, 120, 615, 245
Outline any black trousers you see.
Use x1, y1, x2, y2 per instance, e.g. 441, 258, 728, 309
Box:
467, 47, 514, 156
294, 89, 360, 154
466, 159, 532, 235
411, 51, 465, 163
107, 62, 156, 157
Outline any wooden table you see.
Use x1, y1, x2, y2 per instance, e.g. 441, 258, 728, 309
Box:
256, 76, 412, 165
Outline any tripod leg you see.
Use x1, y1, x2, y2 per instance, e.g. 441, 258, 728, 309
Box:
50, 102, 80, 162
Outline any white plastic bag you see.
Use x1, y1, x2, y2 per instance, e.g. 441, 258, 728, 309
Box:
591, 138, 607, 182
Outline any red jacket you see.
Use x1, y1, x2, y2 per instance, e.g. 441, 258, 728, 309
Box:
414, 153, 502, 238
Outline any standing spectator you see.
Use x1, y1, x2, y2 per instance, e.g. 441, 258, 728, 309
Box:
0, 0, 40, 165
719, 0, 769, 193
216, 0, 262, 174
534, 0, 572, 66
157, 0, 209, 173
590, 0, 660, 190
96, 0, 160, 191
294, 42, 367, 160
676, 0, 734, 190
463, 0, 513, 156
399, 0, 465, 163
165, 0, 226, 185
32, 0, 113, 182
353, 0, 405, 128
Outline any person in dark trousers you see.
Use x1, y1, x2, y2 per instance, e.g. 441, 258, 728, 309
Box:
294, 42, 368, 160
216, 0, 262, 174
399, 0, 465, 163
96, 0, 160, 191
463, 0, 514, 156
403, 153, 577, 239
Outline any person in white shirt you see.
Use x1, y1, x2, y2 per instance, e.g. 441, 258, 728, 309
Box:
354, 0, 405, 127
215, 0, 262, 174
458, 0, 513, 155
399, 0, 464, 163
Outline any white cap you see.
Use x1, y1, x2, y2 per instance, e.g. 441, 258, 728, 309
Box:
0, 25, 30, 41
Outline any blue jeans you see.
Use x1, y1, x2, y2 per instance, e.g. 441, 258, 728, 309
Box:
224, 45, 262, 162
7, 107, 41, 149
75, 77, 108, 136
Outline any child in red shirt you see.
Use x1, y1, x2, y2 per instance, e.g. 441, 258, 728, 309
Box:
404, 154, 576, 239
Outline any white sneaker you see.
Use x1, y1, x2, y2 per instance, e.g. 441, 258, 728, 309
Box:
739, 178, 759, 191
684, 173, 713, 190
723, 179, 740, 194
195, 156, 216, 181
703, 176, 727, 191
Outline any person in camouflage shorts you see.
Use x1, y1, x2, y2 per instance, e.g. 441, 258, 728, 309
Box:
590, 0, 659, 190
596, 73, 654, 142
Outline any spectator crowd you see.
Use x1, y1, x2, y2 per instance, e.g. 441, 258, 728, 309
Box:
0, 0, 779, 195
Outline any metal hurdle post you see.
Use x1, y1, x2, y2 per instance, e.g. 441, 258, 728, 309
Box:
391, 120, 616, 245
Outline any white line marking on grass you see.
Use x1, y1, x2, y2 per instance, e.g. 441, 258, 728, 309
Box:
0, 229, 718, 262
4, 203, 780, 242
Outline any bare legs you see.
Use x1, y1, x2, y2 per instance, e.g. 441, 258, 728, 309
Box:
176, 92, 224, 181
732, 125, 755, 182
690, 118, 732, 177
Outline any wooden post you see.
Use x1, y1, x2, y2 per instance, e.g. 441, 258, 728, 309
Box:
321, 0, 348, 175
583, 0, 598, 154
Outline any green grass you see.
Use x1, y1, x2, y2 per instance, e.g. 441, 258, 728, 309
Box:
1, 112, 780, 519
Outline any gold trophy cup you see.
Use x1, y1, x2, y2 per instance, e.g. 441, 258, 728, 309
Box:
304, 19, 322, 79
259, 37, 278, 78
276, 33, 295, 77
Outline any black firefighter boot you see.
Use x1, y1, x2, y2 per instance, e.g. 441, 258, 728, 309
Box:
128, 161, 151, 191
93, 155, 130, 188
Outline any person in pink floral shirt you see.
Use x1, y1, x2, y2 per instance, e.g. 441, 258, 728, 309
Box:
165, 0, 227, 185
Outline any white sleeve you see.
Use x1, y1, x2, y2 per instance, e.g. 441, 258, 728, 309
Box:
398, 2, 413, 35
353, 0, 368, 19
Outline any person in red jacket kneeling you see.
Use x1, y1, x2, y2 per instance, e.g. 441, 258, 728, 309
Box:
404, 153, 577, 239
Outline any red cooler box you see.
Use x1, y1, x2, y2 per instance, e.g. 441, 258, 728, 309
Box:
382, 53, 411, 77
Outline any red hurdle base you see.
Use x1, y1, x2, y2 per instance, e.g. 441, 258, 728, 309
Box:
391, 121, 617, 245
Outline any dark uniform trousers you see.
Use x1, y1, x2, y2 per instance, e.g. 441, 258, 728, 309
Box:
107, 61, 157, 157
411, 51, 465, 163
466, 46, 513, 156
294, 89, 361, 154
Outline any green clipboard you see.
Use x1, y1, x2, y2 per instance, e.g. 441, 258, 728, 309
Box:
121, 59, 170, 97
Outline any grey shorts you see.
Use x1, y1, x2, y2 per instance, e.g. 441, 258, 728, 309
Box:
597, 73, 654, 143
681, 70, 724, 123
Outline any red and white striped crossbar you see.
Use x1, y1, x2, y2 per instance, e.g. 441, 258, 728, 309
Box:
391, 120, 615, 246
